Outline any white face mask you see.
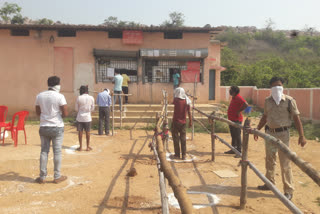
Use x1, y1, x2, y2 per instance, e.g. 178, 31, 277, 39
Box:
50, 85, 61, 93
271, 86, 283, 105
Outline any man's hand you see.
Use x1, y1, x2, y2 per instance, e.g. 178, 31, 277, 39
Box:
298, 136, 307, 147
189, 120, 192, 128
254, 134, 259, 141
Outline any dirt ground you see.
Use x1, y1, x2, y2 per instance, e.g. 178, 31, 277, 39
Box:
0, 124, 320, 214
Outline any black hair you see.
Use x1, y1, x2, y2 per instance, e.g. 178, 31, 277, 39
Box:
269, 77, 284, 86
79, 85, 88, 95
47, 76, 60, 87
115, 70, 120, 74
230, 86, 240, 95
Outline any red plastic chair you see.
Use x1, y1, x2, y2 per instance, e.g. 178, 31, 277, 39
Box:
2, 111, 29, 147
0, 106, 8, 140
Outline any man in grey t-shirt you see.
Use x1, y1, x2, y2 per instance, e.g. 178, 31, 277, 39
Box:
35, 76, 68, 184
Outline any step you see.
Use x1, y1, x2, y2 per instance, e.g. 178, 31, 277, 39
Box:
91, 110, 214, 118
92, 116, 210, 123
93, 104, 220, 113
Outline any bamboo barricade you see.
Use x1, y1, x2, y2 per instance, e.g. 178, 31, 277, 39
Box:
193, 107, 320, 187
192, 107, 318, 213
153, 91, 193, 214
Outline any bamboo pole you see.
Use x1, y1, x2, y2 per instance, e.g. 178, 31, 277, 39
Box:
193, 107, 320, 187
191, 74, 197, 141
193, 118, 210, 134
155, 125, 193, 214
151, 135, 169, 214
210, 112, 216, 162
112, 94, 115, 136
240, 118, 250, 209
212, 131, 303, 213
120, 92, 123, 128
248, 162, 303, 214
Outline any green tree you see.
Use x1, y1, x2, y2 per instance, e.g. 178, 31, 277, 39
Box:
10, 13, 26, 24
102, 16, 142, 27
0, 2, 22, 24
103, 16, 119, 26
36, 18, 54, 25
162, 12, 185, 27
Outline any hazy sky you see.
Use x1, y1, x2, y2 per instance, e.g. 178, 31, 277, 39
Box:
1, 0, 319, 30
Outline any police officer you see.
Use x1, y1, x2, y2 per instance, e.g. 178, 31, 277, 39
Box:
254, 77, 307, 200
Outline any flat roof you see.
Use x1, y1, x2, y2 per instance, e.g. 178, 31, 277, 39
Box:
0, 24, 222, 33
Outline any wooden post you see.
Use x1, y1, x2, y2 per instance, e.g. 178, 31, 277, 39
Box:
112, 94, 114, 136
192, 74, 197, 141
240, 118, 250, 209
120, 93, 123, 128
163, 91, 168, 151
210, 112, 216, 162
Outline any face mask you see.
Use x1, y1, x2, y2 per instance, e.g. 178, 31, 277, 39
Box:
271, 86, 283, 105
50, 85, 61, 93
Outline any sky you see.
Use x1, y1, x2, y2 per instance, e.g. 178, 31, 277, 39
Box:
1, 0, 320, 30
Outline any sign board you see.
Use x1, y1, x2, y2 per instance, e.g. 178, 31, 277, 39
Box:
187, 61, 200, 71
107, 68, 114, 77
123, 31, 143, 45
181, 70, 200, 83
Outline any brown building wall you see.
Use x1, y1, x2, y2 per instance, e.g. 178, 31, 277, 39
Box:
0, 29, 221, 117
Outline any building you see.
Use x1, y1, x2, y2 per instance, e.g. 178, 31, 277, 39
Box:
0, 24, 224, 116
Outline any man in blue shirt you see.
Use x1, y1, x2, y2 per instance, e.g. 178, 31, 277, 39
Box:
96, 88, 112, 135
173, 69, 181, 89
113, 70, 123, 110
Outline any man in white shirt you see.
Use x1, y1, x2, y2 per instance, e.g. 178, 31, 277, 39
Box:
35, 76, 68, 184
75, 85, 95, 151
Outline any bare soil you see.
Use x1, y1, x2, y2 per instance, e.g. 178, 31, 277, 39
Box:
0, 124, 319, 214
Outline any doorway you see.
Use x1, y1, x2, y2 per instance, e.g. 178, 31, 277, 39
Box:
209, 69, 216, 100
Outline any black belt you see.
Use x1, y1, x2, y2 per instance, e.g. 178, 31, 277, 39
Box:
265, 125, 289, 133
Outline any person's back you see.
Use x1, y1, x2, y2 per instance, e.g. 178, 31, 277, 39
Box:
36, 90, 66, 127
76, 94, 95, 122
97, 89, 112, 135
173, 98, 188, 124
122, 74, 129, 87
173, 72, 180, 88
114, 73, 123, 91
35, 76, 68, 184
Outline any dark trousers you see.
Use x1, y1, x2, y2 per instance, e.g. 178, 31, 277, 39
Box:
229, 121, 242, 152
98, 107, 110, 135
172, 121, 186, 157
122, 86, 128, 104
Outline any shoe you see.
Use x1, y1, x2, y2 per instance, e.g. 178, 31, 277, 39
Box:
182, 155, 186, 160
284, 193, 293, 200
170, 154, 180, 160
224, 150, 235, 154
257, 184, 270, 191
35, 177, 45, 184
53, 175, 67, 184
234, 154, 241, 158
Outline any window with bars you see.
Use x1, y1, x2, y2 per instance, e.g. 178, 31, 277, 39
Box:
143, 59, 203, 83
96, 58, 138, 83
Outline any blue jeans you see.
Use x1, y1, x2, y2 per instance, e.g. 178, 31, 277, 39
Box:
39, 127, 64, 180
114, 91, 122, 110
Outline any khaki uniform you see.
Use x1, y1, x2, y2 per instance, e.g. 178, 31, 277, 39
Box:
263, 94, 299, 194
